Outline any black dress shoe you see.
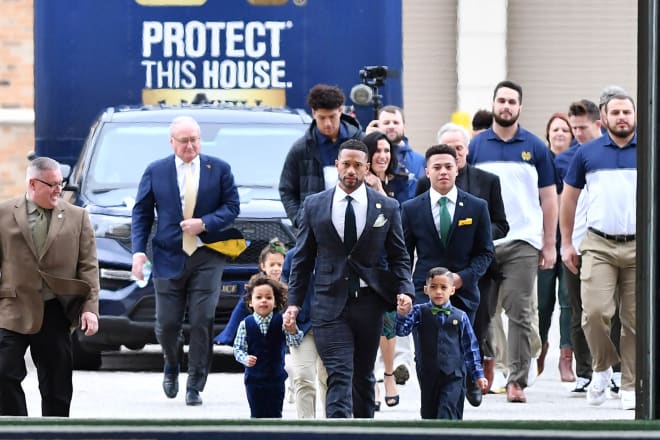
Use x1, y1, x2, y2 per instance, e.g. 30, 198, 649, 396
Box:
186, 389, 203, 406
466, 379, 483, 407
162, 373, 179, 399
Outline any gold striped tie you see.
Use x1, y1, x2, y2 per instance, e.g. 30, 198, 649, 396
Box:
182, 162, 197, 255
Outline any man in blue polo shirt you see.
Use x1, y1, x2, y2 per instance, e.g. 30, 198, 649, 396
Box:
560, 93, 636, 411
468, 80, 558, 403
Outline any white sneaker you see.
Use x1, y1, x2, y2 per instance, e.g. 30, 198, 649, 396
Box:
586, 367, 613, 406
620, 390, 635, 410
608, 372, 622, 399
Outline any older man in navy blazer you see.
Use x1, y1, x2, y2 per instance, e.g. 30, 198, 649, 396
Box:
402, 144, 493, 321
131, 116, 240, 406
285, 139, 414, 419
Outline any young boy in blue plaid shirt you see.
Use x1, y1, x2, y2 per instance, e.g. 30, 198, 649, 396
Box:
395, 267, 488, 419
233, 274, 302, 418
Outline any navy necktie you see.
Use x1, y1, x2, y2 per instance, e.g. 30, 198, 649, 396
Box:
344, 195, 359, 296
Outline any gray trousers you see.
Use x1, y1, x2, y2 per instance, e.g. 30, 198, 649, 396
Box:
154, 247, 225, 391
494, 240, 539, 388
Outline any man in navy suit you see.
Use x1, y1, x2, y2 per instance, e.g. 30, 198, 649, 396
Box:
131, 116, 240, 406
402, 143, 494, 323
285, 139, 414, 419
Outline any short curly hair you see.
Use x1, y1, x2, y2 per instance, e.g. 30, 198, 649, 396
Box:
243, 273, 288, 312
307, 84, 345, 110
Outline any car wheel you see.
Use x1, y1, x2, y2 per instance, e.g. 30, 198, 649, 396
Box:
71, 333, 102, 370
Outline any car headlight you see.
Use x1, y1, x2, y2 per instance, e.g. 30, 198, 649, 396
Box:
88, 213, 132, 240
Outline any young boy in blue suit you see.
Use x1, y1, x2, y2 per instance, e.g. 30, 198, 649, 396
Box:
395, 267, 488, 419
233, 274, 302, 418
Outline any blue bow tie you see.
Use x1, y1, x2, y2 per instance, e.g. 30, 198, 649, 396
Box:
430, 305, 451, 316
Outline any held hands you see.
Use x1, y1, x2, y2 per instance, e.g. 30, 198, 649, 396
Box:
80, 312, 99, 336
476, 377, 489, 394
246, 355, 257, 367
396, 294, 412, 316
284, 305, 299, 326
283, 318, 298, 335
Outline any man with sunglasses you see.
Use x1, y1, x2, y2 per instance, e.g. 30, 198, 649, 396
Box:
131, 116, 240, 406
0, 157, 100, 416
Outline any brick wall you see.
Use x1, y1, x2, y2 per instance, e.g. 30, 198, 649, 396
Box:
0, 0, 34, 200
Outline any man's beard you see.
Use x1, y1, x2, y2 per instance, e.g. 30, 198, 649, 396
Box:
493, 111, 519, 128
608, 123, 636, 139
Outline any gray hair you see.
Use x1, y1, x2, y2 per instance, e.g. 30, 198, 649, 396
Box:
26, 156, 60, 183
599, 85, 628, 108
436, 122, 471, 145
169, 116, 201, 136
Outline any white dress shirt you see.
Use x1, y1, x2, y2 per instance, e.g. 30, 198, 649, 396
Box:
429, 185, 457, 238
332, 183, 368, 287
175, 155, 202, 247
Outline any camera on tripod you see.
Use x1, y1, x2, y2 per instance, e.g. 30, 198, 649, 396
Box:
351, 65, 394, 120
359, 66, 390, 87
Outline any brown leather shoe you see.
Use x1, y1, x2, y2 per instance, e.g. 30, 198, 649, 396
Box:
506, 382, 527, 403
482, 357, 495, 393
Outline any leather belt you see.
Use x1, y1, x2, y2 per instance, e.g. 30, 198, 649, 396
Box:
588, 227, 636, 243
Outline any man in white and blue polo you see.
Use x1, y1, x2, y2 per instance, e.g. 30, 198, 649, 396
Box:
560, 93, 636, 411
468, 80, 558, 403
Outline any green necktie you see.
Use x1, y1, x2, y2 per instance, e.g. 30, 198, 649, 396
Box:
31, 207, 48, 256
430, 305, 452, 316
439, 196, 451, 246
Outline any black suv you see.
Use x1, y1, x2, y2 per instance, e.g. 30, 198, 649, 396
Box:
64, 104, 309, 368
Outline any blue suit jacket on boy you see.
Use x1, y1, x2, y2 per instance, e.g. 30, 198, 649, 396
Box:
401, 188, 494, 313
132, 153, 240, 279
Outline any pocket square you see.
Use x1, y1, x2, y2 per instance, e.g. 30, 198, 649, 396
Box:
458, 217, 473, 226
373, 214, 388, 227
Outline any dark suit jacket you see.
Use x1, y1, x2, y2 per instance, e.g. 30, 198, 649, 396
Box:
287, 186, 414, 322
415, 165, 508, 241
401, 188, 494, 313
0, 196, 99, 334
132, 154, 240, 279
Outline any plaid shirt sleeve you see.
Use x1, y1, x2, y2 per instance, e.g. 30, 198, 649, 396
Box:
460, 313, 484, 381
285, 326, 304, 347
395, 305, 421, 336
233, 320, 250, 367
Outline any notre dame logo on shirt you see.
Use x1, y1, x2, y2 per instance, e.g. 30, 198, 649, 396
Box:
521, 151, 532, 161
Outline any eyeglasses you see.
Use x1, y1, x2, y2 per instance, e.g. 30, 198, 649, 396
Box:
33, 178, 65, 190
172, 136, 200, 145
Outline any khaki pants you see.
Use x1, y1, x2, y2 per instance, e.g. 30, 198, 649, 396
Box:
580, 231, 636, 391
289, 330, 328, 418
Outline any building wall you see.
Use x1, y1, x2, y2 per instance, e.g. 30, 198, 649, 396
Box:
402, 0, 638, 149
0, 0, 34, 199
402, 0, 457, 151
507, 0, 638, 138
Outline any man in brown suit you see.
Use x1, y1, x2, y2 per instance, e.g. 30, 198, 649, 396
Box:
0, 157, 100, 417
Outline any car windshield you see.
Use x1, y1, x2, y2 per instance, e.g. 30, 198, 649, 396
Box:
83, 122, 306, 204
